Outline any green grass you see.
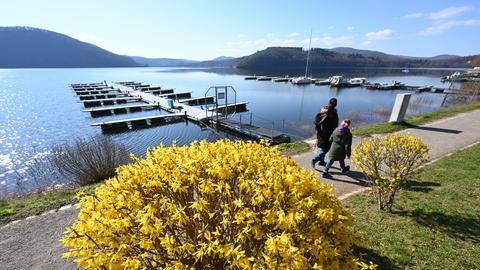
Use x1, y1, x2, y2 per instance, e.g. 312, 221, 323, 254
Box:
345, 143, 480, 269
276, 141, 311, 156
352, 102, 480, 137
0, 183, 99, 225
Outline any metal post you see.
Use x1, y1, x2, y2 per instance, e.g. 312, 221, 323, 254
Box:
271, 122, 274, 140
215, 87, 218, 123
389, 93, 411, 122
441, 93, 449, 107
225, 87, 228, 118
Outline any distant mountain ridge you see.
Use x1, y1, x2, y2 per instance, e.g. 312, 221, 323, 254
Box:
0, 26, 476, 69
0, 26, 141, 68
232, 47, 475, 71
131, 56, 198, 67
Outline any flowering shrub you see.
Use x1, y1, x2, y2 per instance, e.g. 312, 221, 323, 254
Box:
352, 134, 429, 212
62, 140, 372, 269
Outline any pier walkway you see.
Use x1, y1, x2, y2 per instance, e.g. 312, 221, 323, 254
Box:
108, 82, 212, 121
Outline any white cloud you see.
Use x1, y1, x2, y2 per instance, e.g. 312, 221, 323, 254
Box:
365, 29, 394, 41
346, 26, 355, 31
403, 6, 473, 20
428, 6, 473, 20
404, 12, 423, 19
78, 34, 103, 45
417, 19, 480, 36
300, 36, 353, 47
361, 29, 394, 46
224, 35, 353, 53
266, 33, 274, 37
238, 33, 247, 38
287, 32, 299, 37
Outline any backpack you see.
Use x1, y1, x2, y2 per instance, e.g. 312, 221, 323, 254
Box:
314, 108, 328, 132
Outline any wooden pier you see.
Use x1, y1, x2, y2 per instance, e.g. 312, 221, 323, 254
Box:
69, 81, 291, 143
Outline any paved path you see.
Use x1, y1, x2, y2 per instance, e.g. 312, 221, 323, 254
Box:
1, 109, 479, 269
292, 109, 480, 198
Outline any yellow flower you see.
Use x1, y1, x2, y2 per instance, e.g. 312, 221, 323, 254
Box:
62, 139, 371, 269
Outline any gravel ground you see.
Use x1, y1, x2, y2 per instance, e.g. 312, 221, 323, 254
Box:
0, 205, 78, 270
1, 109, 479, 270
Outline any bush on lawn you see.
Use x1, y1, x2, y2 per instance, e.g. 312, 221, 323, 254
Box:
352, 134, 429, 212
62, 140, 373, 269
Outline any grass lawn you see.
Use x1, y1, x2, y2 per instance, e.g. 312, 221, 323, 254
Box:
0, 183, 99, 225
352, 102, 480, 137
276, 140, 311, 156
345, 143, 480, 269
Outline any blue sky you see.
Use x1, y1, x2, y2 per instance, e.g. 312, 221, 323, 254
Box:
2, 0, 480, 60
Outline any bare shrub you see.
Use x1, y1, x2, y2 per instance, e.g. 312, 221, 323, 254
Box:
51, 136, 130, 185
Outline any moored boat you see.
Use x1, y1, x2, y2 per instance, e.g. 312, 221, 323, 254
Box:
291, 76, 313, 84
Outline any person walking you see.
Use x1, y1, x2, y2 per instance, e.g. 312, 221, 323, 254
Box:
322, 119, 352, 178
312, 98, 339, 168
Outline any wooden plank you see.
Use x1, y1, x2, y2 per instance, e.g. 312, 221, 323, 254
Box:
158, 91, 192, 99
179, 96, 215, 105
79, 97, 141, 103
83, 103, 159, 112
91, 113, 184, 126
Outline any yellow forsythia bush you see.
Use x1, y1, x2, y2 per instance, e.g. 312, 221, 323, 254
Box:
62, 140, 373, 269
352, 134, 429, 212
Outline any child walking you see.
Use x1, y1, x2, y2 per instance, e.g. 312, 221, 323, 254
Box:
322, 119, 352, 179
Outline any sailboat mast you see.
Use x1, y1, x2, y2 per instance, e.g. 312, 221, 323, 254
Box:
305, 29, 312, 78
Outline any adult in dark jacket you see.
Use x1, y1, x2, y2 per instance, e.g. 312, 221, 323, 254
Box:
311, 98, 339, 167
322, 119, 352, 178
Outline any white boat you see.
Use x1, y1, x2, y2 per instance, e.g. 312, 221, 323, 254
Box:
292, 30, 313, 85
329, 76, 348, 87
291, 76, 312, 84
315, 78, 330, 85
348, 77, 367, 86
401, 69, 410, 73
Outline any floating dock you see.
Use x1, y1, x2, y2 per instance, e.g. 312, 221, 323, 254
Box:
69, 81, 291, 144
91, 113, 185, 132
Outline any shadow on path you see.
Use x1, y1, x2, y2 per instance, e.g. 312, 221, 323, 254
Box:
390, 121, 462, 134
314, 167, 370, 187
411, 126, 462, 134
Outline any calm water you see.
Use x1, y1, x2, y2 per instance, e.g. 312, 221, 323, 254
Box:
0, 67, 454, 196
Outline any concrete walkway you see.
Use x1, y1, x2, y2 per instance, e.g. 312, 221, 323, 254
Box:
1, 109, 479, 269
292, 109, 480, 199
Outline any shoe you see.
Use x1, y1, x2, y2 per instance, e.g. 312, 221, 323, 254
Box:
318, 161, 327, 166
311, 159, 316, 168
342, 165, 350, 174
322, 172, 332, 179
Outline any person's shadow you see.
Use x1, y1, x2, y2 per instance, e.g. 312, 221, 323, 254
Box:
314, 166, 370, 187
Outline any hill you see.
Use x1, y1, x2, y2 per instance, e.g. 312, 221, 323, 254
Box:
234, 47, 475, 71
0, 26, 141, 68
131, 56, 198, 67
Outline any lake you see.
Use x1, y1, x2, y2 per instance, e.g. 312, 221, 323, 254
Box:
0, 67, 457, 197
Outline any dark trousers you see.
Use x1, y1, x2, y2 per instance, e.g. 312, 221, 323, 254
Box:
323, 159, 347, 173
312, 141, 331, 164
